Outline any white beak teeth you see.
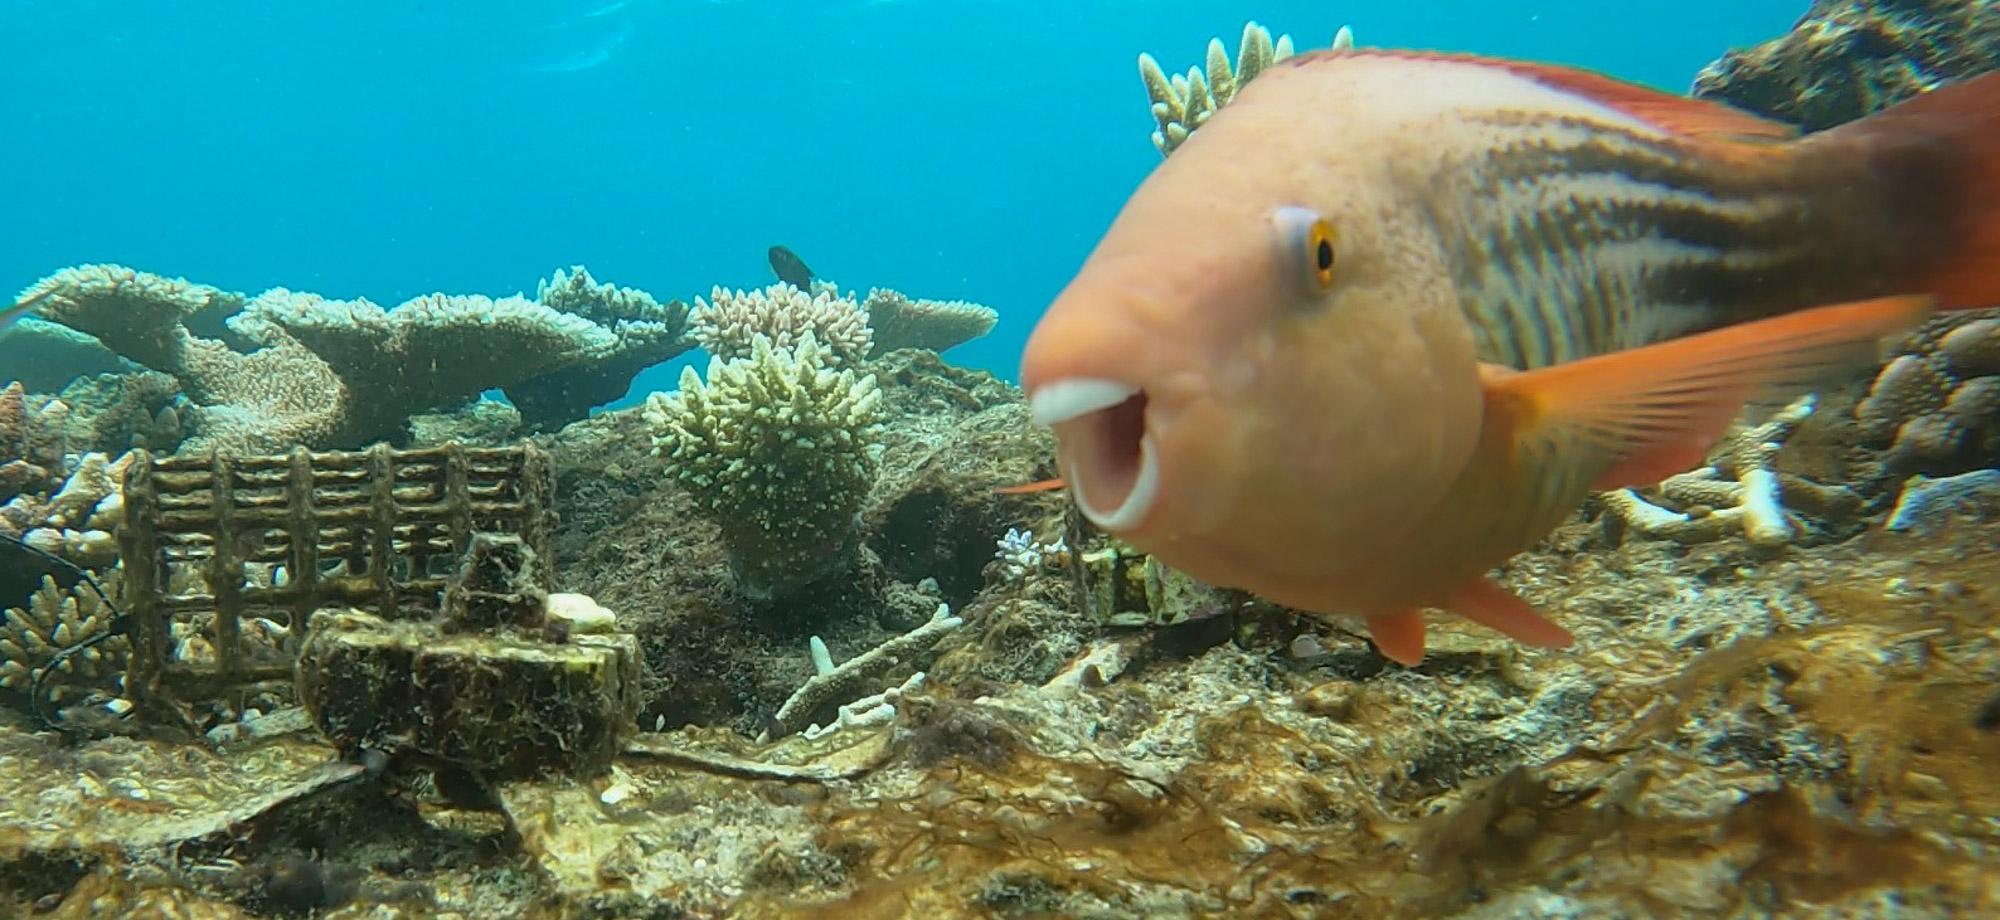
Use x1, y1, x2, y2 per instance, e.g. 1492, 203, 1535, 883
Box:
1073, 433, 1161, 532
1028, 378, 1140, 427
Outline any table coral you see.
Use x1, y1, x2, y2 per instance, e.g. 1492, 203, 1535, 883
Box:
860, 287, 998, 357
23, 263, 694, 451
643, 333, 884, 599
504, 265, 692, 432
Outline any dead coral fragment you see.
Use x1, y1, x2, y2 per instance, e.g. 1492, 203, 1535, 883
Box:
768, 602, 965, 739
644, 333, 884, 598
1602, 396, 1860, 546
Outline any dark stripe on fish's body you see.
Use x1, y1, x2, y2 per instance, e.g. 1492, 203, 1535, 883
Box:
1439, 138, 1845, 365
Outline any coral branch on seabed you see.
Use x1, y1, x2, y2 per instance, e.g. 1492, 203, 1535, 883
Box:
765, 602, 964, 739
1600, 396, 1862, 546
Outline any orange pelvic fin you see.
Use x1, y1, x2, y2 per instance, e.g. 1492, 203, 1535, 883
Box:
1448, 578, 1574, 650
1483, 295, 1935, 491
1366, 609, 1428, 666
995, 477, 1068, 495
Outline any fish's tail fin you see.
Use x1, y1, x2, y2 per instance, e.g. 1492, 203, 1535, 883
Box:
1816, 71, 2000, 310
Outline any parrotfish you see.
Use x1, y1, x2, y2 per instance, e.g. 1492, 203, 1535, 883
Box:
1019, 51, 2000, 665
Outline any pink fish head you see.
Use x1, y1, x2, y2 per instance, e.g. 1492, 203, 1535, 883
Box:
1020, 54, 1486, 602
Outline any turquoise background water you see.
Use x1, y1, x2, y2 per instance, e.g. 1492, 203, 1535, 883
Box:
1, 1, 1800, 403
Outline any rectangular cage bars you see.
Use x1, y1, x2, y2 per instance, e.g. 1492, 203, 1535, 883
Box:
118, 441, 554, 703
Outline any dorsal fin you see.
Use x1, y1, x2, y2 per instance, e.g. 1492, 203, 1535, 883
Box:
1286, 49, 1800, 142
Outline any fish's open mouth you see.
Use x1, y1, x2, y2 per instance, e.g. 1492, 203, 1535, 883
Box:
1030, 378, 1160, 531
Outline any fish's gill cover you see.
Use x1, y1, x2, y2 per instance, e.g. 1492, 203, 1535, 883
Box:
689, 282, 874, 366
643, 333, 885, 600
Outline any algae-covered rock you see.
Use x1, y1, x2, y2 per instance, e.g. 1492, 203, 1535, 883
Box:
295, 610, 641, 779
1691, 0, 2000, 129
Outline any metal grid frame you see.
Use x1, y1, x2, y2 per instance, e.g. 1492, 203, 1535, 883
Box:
117, 441, 554, 704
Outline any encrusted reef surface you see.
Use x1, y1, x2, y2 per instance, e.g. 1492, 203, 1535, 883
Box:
4, 4, 2000, 919
1691, 0, 2000, 129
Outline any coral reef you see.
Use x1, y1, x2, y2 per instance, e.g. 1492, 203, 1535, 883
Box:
232, 287, 619, 446
690, 281, 874, 366
860, 287, 997, 357
9, 7, 2000, 915
644, 334, 885, 599
1856, 312, 2000, 476
21, 263, 691, 451
769, 601, 963, 738
1690, 0, 2000, 129
0, 450, 131, 570
503, 265, 692, 432
1600, 396, 1865, 546
1138, 20, 1353, 156
0, 573, 127, 703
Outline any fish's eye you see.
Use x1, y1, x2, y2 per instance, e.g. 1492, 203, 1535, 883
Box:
1306, 219, 1338, 289
1271, 205, 1339, 295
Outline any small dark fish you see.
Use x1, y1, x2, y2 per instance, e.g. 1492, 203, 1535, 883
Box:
768, 245, 816, 290
2, 287, 53, 330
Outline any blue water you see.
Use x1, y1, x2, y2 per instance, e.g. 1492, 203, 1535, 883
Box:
0, 0, 1801, 405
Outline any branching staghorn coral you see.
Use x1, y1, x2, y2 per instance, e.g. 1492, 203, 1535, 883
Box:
689, 282, 873, 366
644, 333, 885, 599
1, 573, 129, 704
1139, 21, 1354, 156
860, 287, 997, 357
504, 266, 693, 432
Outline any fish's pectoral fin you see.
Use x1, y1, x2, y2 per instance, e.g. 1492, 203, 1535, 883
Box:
1365, 609, 1428, 666
1448, 578, 1574, 649
1483, 295, 1935, 491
